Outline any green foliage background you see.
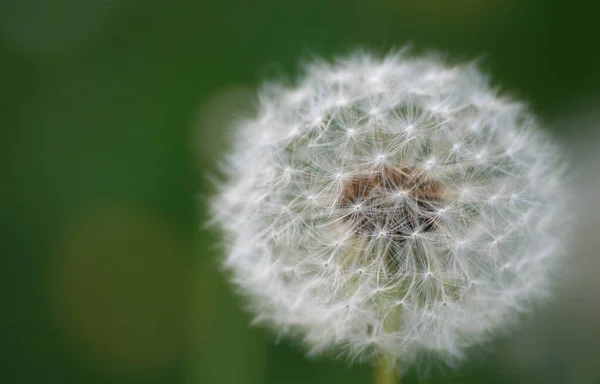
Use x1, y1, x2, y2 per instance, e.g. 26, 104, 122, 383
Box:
2, 1, 599, 383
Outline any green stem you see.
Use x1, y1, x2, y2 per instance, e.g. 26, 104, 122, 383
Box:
374, 353, 398, 384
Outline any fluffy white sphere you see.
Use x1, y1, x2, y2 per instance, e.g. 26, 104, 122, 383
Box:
209, 51, 571, 366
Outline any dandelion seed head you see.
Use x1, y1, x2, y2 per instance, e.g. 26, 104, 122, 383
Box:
209, 51, 572, 367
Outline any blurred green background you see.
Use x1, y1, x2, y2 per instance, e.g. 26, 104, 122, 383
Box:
2, 1, 600, 383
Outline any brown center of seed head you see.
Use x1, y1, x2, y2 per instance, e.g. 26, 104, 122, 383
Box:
340, 166, 444, 240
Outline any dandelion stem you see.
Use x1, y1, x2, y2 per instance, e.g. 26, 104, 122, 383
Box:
374, 353, 397, 384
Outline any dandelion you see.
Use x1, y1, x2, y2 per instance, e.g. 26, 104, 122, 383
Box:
208, 50, 571, 382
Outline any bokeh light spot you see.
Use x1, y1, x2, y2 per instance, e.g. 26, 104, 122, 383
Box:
51, 203, 190, 374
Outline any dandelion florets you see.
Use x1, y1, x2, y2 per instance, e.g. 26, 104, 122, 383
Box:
209, 51, 571, 367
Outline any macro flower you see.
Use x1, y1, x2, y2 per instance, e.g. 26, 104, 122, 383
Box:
209, 50, 571, 368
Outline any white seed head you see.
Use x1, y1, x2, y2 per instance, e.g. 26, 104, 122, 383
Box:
209, 51, 571, 367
